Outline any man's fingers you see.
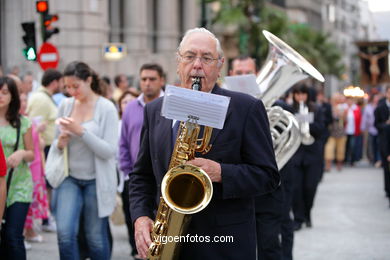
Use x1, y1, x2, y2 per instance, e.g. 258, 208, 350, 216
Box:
143, 225, 152, 246
187, 158, 205, 167
136, 231, 150, 258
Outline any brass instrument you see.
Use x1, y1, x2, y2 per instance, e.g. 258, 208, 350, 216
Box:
298, 101, 315, 145
148, 77, 214, 260
257, 30, 325, 107
256, 30, 324, 168
267, 106, 300, 169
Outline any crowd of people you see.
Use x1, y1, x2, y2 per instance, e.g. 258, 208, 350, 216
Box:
0, 27, 389, 260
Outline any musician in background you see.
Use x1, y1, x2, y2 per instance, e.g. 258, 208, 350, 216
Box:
374, 85, 390, 207
129, 27, 279, 259
229, 55, 289, 260
291, 84, 324, 231
119, 63, 165, 259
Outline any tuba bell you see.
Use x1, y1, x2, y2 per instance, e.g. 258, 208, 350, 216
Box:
257, 30, 325, 169
257, 30, 325, 107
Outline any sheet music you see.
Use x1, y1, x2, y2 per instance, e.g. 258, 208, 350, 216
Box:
224, 74, 261, 97
161, 85, 230, 129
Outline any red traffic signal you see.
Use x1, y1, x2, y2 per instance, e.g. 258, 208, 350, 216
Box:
44, 14, 58, 27
42, 13, 59, 42
36, 1, 48, 13
36, 1, 60, 42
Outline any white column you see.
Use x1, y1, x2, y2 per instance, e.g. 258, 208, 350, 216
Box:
156, 0, 179, 53
109, 0, 121, 42
123, 0, 148, 53
183, 0, 201, 31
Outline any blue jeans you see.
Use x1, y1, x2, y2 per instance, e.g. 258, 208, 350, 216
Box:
0, 202, 30, 260
55, 177, 110, 260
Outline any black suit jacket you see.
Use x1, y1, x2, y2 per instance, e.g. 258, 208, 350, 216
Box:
374, 102, 390, 156
129, 85, 279, 260
291, 103, 325, 165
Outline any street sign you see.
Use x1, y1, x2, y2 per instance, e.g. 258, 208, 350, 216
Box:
103, 43, 126, 60
37, 42, 59, 70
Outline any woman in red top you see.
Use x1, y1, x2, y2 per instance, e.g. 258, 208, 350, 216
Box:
0, 142, 7, 220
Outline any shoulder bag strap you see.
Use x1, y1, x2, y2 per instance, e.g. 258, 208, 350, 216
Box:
6, 123, 21, 192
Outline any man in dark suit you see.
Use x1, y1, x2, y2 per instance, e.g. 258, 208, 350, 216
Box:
129, 28, 280, 259
229, 55, 284, 260
374, 85, 390, 205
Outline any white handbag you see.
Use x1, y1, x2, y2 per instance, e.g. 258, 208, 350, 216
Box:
45, 145, 69, 188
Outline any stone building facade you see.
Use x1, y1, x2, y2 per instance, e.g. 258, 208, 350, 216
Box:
0, 0, 200, 84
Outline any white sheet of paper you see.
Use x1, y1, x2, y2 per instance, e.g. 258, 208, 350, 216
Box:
161, 85, 230, 129
224, 74, 261, 97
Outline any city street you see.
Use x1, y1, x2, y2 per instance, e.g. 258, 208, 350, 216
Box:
27, 161, 390, 260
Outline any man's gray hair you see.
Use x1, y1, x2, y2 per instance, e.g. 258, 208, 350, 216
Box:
177, 27, 224, 58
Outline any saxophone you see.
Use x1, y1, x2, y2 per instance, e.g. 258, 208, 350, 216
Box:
148, 77, 214, 260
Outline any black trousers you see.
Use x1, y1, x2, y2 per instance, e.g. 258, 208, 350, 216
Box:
255, 187, 283, 260
121, 179, 137, 256
280, 161, 294, 260
0, 202, 30, 260
381, 156, 390, 198
292, 160, 321, 224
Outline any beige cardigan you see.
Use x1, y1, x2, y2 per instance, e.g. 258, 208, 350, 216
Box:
53, 97, 118, 217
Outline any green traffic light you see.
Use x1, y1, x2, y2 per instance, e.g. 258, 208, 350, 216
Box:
23, 47, 37, 61
27, 47, 36, 60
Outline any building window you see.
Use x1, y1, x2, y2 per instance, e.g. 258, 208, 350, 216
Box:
108, 0, 124, 42
327, 3, 336, 23
147, 0, 158, 53
178, 0, 184, 43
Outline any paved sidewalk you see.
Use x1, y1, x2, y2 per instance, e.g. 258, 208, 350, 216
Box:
27, 162, 390, 259
294, 162, 390, 260
26, 221, 132, 260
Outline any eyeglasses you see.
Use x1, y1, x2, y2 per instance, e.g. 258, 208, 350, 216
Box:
178, 53, 219, 65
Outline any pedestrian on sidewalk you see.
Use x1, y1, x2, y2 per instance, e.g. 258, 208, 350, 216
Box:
0, 76, 35, 259
52, 61, 118, 259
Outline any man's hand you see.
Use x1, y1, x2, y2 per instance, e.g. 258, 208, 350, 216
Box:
187, 158, 222, 182
134, 216, 154, 259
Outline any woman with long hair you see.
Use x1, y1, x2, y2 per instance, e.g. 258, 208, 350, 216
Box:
0, 76, 34, 259
52, 61, 118, 260
290, 84, 324, 231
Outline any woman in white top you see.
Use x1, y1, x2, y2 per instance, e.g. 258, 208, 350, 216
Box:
52, 61, 118, 260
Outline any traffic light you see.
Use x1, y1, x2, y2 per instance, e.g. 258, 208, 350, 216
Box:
36, 1, 59, 42
21, 22, 37, 61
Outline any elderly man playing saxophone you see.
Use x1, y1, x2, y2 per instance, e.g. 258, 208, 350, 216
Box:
129, 27, 279, 260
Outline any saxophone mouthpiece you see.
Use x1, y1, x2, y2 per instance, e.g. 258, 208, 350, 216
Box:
191, 77, 202, 91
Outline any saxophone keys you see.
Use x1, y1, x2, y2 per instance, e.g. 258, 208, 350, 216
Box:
153, 220, 167, 235
148, 242, 162, 257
